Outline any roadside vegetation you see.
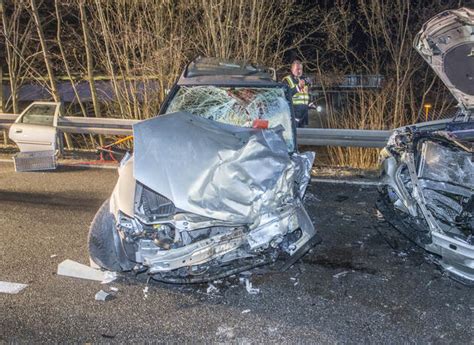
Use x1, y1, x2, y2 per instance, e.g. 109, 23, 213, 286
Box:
0, 0, 465, 167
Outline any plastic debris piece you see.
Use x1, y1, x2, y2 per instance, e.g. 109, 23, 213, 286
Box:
376, 210, 385, 222
267, 327, 278, 334
0, 281, 28, 294
50, 254, 57, 258
143, 286, 149, 299
244, 279, 260, 295
57, 259, 108, 282
333, 271, 350, 278
207, 283, 219, 294
109, 287, 119, 292
95, 289, 113, 301
241, 309, 251, 314
216, 325, 235, 339
101, 271, 117, 284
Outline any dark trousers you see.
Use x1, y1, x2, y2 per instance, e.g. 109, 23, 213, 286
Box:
293, 105, 309, 128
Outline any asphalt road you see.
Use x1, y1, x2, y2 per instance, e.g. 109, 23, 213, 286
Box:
0, 162, 472, 343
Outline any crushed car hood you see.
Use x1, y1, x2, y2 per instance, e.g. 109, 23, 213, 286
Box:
414, 7, 474, 109
133, 112, 313, 224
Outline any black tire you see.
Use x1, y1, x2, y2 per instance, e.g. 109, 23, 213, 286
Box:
88, 199, 123, 271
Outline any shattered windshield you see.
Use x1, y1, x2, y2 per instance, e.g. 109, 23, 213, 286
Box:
165, 86, 294, 151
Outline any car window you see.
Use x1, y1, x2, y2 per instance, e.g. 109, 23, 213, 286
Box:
165, 86, 294, 151
21, 104, 57, 126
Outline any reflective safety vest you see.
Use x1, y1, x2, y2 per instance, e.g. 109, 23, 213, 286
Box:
283, 75, 310, 106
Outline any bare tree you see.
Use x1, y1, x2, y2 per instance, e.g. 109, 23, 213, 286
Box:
54, 0, 95, 148
78, 0, 103, 146
30, 0, 73, 148
312, 0, 459, 167
1, 0, 37, 114
191, 0, 327, 69
29, 0, 59, 102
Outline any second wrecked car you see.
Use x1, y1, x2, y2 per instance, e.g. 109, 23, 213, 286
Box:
88, 58, 318, 282
377, 8, 473, 285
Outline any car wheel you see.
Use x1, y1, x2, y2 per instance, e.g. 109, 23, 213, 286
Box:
88, 199, 123, 272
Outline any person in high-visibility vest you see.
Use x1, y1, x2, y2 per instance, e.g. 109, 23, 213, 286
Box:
282, 60, 311, 128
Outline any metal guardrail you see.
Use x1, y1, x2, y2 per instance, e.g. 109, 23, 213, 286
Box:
0, 113, 137, 136
297, 128, 390, 148
0, 114, 17, 124
59, 117, 137, 136
0, 112, 392, 148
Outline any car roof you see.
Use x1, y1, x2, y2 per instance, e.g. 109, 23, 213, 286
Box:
177, 57, 280, 86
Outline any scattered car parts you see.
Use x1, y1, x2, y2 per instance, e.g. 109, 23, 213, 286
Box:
0, 281, 28, 294
57, 259, 117, 283
8, 101, 61, 171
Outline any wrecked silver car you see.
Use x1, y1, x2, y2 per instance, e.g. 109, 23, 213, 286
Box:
88, 58, 318, 282
377, 8, 473, 285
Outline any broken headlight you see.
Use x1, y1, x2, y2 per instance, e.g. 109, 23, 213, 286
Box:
134, 182, 176, 221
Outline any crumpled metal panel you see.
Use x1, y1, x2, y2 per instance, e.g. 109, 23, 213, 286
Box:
379, 124, 474, 285
133, 112, 310, 224
292, 151, 315, 199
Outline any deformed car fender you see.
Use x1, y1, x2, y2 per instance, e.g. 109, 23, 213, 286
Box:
110, 155, 136, 218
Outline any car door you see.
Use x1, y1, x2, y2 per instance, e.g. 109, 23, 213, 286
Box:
9, 102, 61, 152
